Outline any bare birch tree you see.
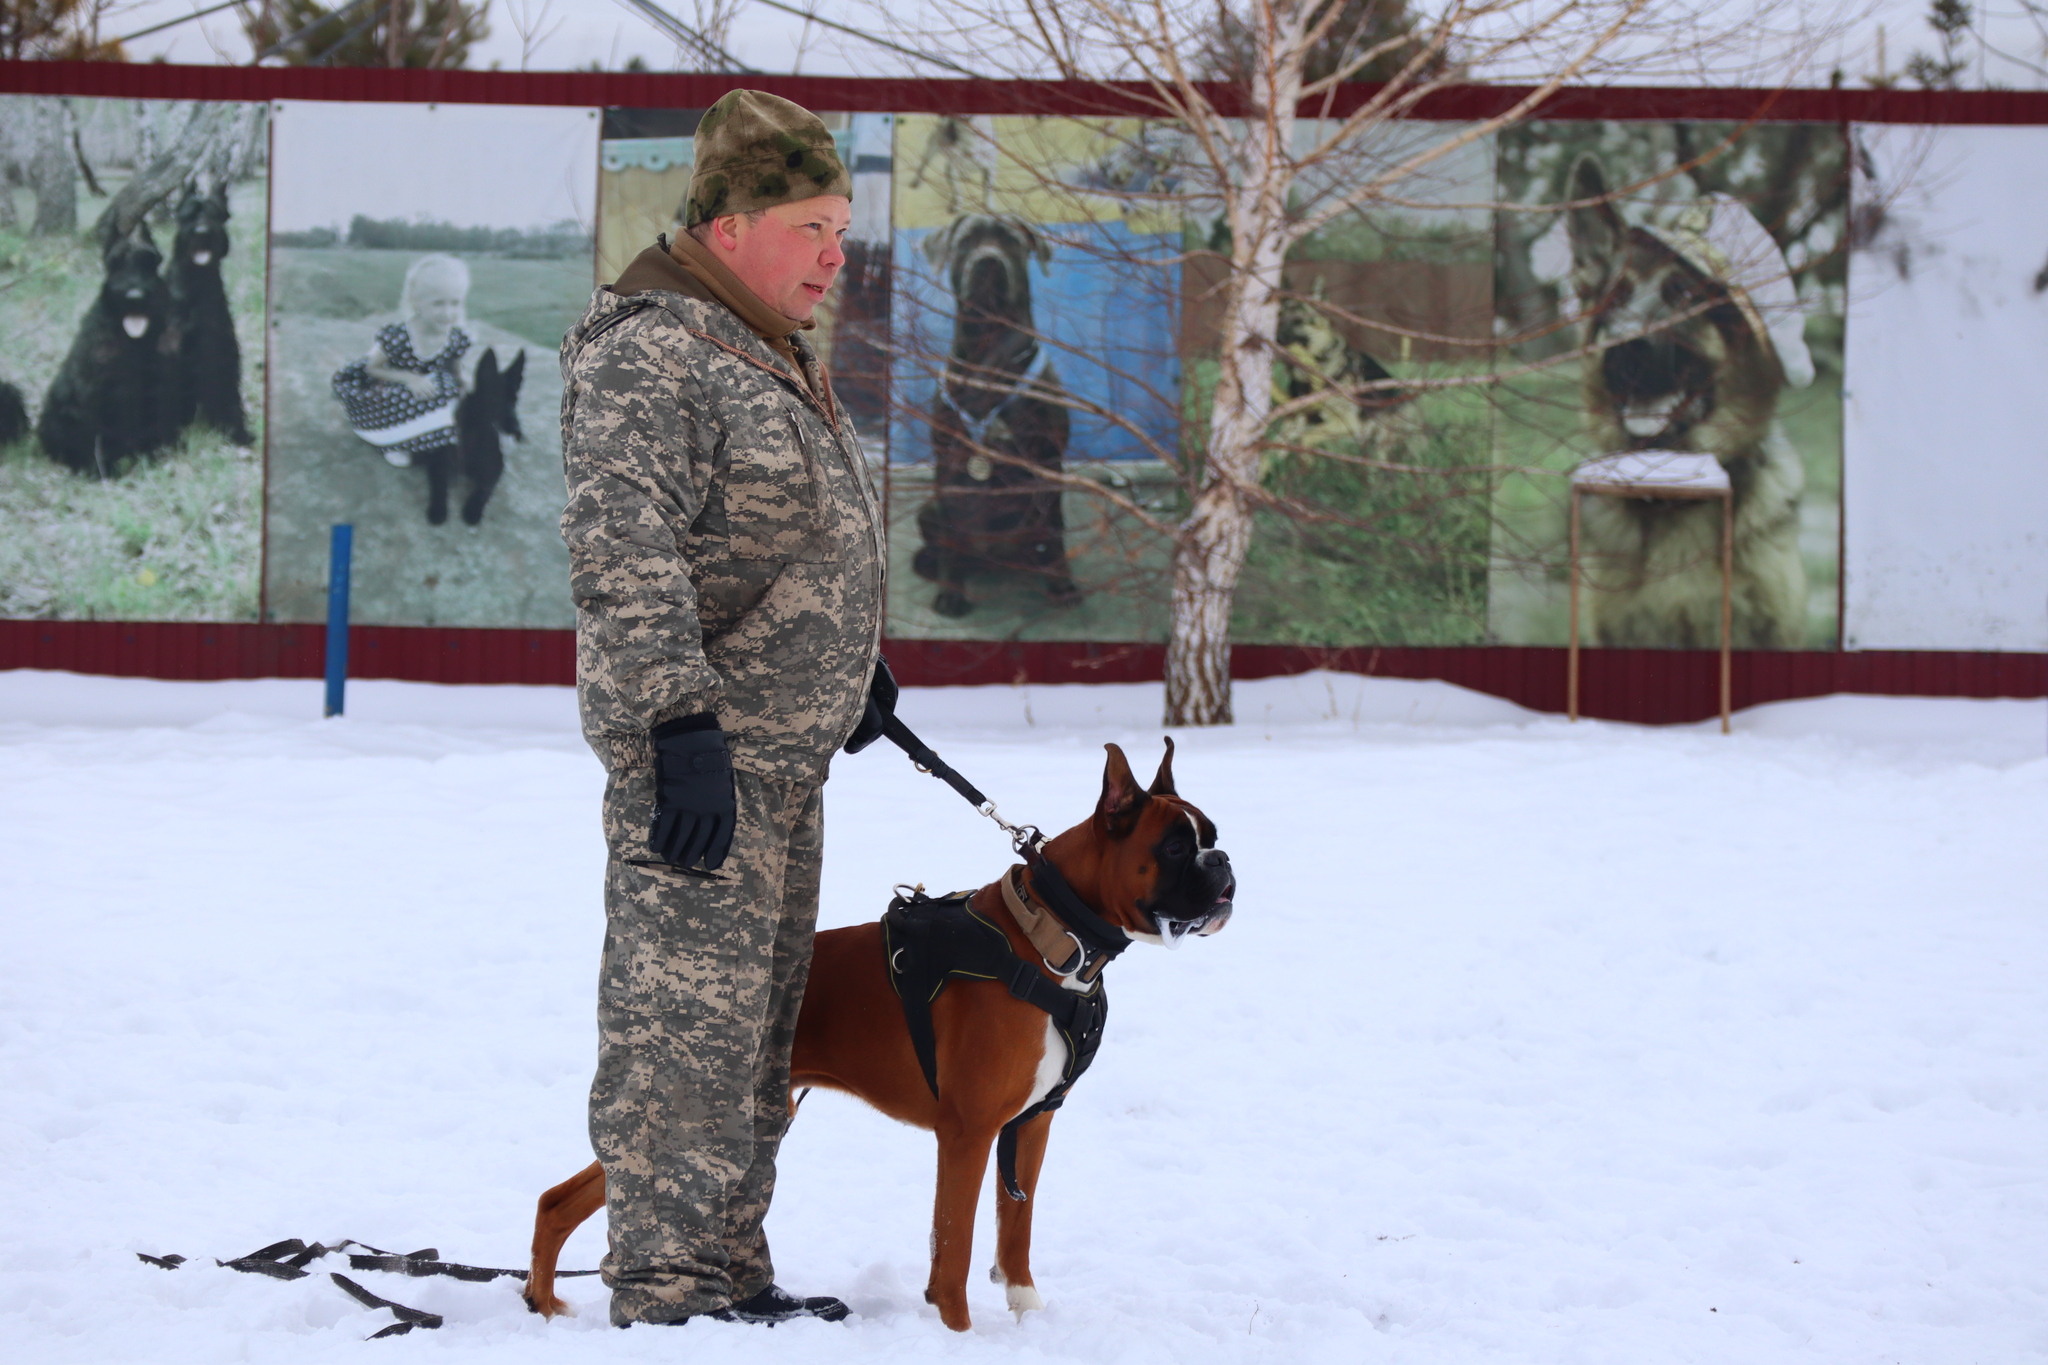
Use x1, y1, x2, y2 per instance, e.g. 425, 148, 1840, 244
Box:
862, 0, 1835, 725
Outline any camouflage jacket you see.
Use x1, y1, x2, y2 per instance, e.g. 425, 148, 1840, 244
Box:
559, 246, 884, 782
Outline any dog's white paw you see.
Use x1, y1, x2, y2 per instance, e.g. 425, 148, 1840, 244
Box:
1005, 1283, 1044, 1318
555, 1299, 578, 1319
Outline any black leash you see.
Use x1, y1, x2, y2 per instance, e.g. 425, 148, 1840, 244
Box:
875, 708, 1062, 859
878, 704, 1132, 972
138, 1237, 600, 1340
135, 702, 1093, 1336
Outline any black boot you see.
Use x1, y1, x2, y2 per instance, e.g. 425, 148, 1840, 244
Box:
708, 1283, 850, 1325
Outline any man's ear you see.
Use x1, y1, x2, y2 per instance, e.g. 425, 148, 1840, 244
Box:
711, 213, 747, 252
1096, 743, 1149, 837
1147, 735, 1177, 796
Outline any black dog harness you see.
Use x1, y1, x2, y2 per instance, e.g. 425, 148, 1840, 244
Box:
882, 851, 1131, 1201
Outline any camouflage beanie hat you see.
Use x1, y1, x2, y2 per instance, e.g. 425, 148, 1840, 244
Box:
684, 89, 852, 228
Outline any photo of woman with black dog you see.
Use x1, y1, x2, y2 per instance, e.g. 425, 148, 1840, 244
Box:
262, 100, 594, 630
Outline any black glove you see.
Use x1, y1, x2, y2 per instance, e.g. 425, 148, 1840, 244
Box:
648, 714, 736, 871
843, 656, 899, 755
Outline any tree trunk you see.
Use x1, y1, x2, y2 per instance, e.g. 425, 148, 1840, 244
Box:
1165, 482, 1256, 723
95, 104, 239, 253
1163, 3, 1302, 726
29, 103, 76, 237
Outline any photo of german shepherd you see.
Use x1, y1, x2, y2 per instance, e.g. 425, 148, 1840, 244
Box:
1565, 153, 1810, 649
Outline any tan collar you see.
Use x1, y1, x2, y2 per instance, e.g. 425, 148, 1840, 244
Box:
1001, 866, 1107, 984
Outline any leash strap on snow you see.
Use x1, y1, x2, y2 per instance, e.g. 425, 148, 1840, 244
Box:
140, 1237, 601, 1341
331, 1272, 444, 1339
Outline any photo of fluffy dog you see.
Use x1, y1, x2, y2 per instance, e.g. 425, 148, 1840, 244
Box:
36, 228, 187, 476
169, 182, 254, 447
1564, 152, 1811, 649
34, 172, 256, 476
1489, 120, 1846, 651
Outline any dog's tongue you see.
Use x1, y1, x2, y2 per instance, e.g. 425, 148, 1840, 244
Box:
122, 315, 150, 339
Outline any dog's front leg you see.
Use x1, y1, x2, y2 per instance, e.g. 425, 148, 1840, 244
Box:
989, 1109, 1052, 1318
926, 1110, 1002, 1331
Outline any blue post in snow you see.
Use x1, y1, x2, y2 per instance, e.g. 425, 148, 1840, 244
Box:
324, 524, 353, 718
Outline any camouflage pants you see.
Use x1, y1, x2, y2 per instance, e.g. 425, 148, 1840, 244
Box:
589, 761, 823, 1326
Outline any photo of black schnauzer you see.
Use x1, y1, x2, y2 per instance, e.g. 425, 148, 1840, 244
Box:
36, 229, 186, 476
169, 182, 253, 446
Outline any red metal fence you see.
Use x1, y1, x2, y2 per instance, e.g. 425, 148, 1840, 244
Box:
2, 60, 2043, 722
5, 621, 2040, 725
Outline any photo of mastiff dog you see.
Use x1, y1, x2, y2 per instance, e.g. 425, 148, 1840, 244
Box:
1566, 153, 1812, 649
912, 214, 1081, 619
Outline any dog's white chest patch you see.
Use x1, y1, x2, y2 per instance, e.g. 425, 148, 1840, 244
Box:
1022, 1016, 1067, 1112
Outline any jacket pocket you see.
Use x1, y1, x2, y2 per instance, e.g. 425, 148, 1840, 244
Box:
719, 404, 832, 563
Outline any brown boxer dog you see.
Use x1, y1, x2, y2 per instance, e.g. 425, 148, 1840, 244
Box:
524, 739, 1235, 1331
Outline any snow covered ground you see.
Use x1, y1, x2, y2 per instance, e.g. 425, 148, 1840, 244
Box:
2, 668, 2043, 1363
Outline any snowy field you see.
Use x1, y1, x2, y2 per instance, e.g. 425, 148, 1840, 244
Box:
2, 668, 2044, 1364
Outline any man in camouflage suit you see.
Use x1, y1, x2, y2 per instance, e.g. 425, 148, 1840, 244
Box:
558, 89, 884, 1328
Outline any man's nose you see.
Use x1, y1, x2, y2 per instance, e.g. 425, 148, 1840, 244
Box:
820, 237, 847, 270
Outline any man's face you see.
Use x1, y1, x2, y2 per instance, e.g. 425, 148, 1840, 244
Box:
713, 195, 853, 321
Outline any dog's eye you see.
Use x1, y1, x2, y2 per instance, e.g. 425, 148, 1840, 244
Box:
1160, 836, 1189, 859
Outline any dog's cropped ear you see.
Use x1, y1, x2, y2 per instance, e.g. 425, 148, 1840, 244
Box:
922, 219, 962, 269
1565, 154, 1627, 305
1019, 220, 1053, 270
1147, 736, 1177, 796
501, 351, 526, 437
475, 348, 500, 387
1096, 743, 1150, 837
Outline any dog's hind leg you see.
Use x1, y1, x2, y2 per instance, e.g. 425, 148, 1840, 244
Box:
926, 1112, 1004, 1331
526, 1160, 605, 1318
460, 443, 502, 526
989, 1109, 1053, 1318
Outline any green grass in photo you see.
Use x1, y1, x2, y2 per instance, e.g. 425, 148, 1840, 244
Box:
271, 246, 591, 351
1170, 351, 1495, 648
0, 432, 262, 621
1486, 353, 1843, 650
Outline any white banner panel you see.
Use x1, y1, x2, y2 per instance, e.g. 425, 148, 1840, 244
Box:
1844, 124, 2048, 652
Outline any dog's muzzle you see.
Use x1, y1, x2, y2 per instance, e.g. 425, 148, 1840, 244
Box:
1153, 849, 1235, 949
